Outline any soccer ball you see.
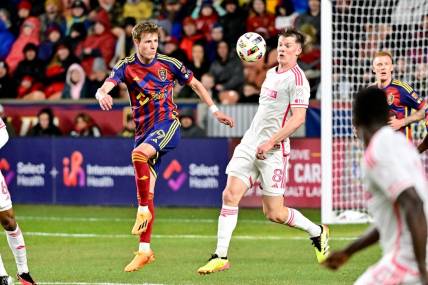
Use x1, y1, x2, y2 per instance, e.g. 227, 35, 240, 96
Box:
236, 32, 266, 62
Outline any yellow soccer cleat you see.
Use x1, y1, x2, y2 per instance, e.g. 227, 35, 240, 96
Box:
197, 254, 230, 275
310, 225, 330, 263
124, 250, 155, 272
131, 210, 152, 235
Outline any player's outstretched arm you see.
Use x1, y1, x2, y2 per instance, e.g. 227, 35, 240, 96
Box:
389, 108, 425, 130
256, 107, 306, 160
397, 187, 428, 284
95, 81, 115, 111
322, 226, 379, 271
187, 77, 234, 128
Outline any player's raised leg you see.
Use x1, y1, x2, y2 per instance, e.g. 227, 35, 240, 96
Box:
197, 175, 248, 274
262, 196, 329, 263
0, 209, 36, 285
125, 167, 156, 272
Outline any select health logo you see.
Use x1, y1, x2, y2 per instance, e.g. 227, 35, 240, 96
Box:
63, 151, 85, 187
0, 158, 15, 186
163, 160, 187, 191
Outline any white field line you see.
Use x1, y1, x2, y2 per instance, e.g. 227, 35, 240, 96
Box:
24, 231, 358, 241
16, 215, 269, 224
30, 283, 163, 285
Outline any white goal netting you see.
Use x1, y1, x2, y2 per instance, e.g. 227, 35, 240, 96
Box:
322, 0, 428, 223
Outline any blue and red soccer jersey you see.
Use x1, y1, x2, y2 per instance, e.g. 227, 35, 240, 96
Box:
106, 53, 193, 141
382, 79, 425, 140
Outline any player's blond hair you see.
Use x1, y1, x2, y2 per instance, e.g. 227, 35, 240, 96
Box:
132, 21, 159, 42
373, 51, 393, 63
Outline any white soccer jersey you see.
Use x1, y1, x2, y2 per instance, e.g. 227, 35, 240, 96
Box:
240, 64, 310, 154
363, 126, 428, 273
0, 118, 11, 211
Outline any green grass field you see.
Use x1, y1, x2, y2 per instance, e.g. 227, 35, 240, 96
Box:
0, 205, 380, 285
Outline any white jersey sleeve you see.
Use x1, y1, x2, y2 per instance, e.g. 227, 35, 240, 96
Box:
0, 118, 9, 150
289, 69, 310, 108
364, 127, 419, 201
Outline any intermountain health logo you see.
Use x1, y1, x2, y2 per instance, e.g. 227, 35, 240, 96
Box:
63, 151, 85, 187
163, 159, 186, 191
0, 158, 15, 185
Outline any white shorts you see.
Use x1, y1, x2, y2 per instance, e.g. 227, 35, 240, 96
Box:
0, 172, 12, 212
226, 143, 289, 196
355, 252, 421, 285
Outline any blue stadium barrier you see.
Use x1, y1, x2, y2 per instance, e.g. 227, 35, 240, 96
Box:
1, 138, 228, 207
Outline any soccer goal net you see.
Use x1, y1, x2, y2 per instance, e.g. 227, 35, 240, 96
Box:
321, 0, 428, 224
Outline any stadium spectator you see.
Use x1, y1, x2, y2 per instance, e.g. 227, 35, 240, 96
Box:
0, 61, 16, 98
0, 104, 16, 137
219, 0, 247, 47
179, 16, 204, 62
298, 24, 320, 99
38, 23, 63, 62
123, 17, 136, 56
179, 108, 206, 137
70, 112, 101, 137
119, 112, 135, 137
76, 9, 116, 75
94, 0, 124, 28
0, 9, 14, 38
0, 18, 14, 61
242, 58, 267, 89
162, 37, 188, 66
246, 0, 277, 45
39, 0, 66, 41
295, 0, 320, 44
6, 16, 41, 74
122, 0, 153, 22
62, 63, 89, 99
157, 0, 187, 41
16, 1, 32, 32
218, 89, 239, 104
15, 43, 46, 99
205, 22, 223, 62
65, 0, 90, 36
274, 3, 298, 31
64, 22, 87, 54
88, 57, 112, 97
200, 72, 217, 101
27, 107, 62, 136
188, 43, 210, 80
209, 40, 244, 93
191, 0, 224, 41
323, 87, 428, 285
239, 82, 260, 103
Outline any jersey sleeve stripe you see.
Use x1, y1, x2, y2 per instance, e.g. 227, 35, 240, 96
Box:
157, 54, 182, 69
291, 67, 302, 86
392, 80, 413, 93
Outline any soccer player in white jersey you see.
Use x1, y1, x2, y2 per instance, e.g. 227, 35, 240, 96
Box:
0, 119, 37, 285
323, 87, 428, 285
197, 28, 329, 275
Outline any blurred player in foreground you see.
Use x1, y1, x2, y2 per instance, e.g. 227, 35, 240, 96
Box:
372, 51, 427, 145
95, 21, 234, 272
197, 28, 329, 275
0, 118, 37, 285
323, 87, 428, 285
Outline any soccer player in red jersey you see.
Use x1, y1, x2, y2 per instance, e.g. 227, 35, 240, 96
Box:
95, 21, 234, 272
372, 51, 426, 140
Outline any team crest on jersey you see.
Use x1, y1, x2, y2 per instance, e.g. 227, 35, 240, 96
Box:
158, 68, 167, 81
387, 93, 394, 105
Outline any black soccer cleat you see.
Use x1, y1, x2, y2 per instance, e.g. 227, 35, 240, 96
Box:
16, 272, 37, 285
0, 276, 13, 285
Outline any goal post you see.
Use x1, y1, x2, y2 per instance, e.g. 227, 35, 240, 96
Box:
321, 0, 428, 224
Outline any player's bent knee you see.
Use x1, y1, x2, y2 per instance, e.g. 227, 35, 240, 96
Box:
222, 189, 241, 206
0, 215, 16, 231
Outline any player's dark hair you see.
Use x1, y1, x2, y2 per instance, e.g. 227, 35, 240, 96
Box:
353, 87, 389, 128
279, 28, 305, 47
132, 21, 158, 42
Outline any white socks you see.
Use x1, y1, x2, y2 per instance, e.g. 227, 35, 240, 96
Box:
285, 208, 321, 237
139, 242, 150, 252
5, 225, 28, 274
0, 255, 7, 276
215, 205, 239, 258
